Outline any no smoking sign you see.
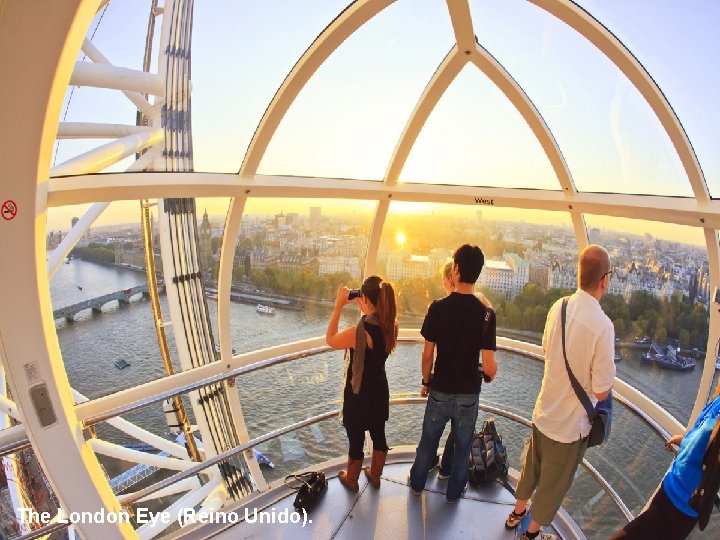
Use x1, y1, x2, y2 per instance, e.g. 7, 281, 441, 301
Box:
1, 200, 18, 221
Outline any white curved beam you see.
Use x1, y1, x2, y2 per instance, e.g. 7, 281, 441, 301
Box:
216, 195, 269, 491
47, 172, 720, 230
532, 0, 708, 203
240, 0, 396, 178
468, 46, 576, 193
364, 200, 390, 277
691, 228, 720, 424
383, 48, 464, 185
0, 1, 137, 537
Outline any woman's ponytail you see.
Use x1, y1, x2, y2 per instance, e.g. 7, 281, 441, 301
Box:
376, 281, 397, 354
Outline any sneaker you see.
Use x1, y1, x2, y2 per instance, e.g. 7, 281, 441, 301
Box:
437, 468, 450, 480
406, 474, 422, 496
505, 508, 528, 529
518, 533, 557, 540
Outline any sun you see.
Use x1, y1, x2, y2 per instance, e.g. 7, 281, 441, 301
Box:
396, 231, 407, 246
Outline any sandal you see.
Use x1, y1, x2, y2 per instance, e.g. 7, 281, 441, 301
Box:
505, 508, 528, 529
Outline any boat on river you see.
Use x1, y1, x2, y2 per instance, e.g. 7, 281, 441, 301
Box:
256, 304, 276, 315
643, 342, 696, 371
641, 341, 664, 362
114, 359, 130, 370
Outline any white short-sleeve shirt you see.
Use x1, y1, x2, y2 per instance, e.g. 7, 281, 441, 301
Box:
532, 289, 616, 443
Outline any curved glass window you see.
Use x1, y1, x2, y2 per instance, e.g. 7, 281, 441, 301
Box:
192, 1, 347, 173
400, 65, 559, 189
229, 198, 374, 353
52, 209, 174, 398
576, 0, 720, 197
586, 214, 709, 424
258, 0, 453, 180
376, 202, 577, 329
470, 0, 691, 196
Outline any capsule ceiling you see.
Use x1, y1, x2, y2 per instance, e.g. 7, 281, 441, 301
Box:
53, 0, 719, 200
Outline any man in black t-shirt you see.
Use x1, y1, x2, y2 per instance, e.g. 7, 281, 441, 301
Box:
408, 244, 497, 503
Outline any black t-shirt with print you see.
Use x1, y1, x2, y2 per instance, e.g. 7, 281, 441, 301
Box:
420, 292, 496, 394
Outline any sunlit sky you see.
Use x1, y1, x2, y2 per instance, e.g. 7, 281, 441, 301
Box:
47, 0, 719, 248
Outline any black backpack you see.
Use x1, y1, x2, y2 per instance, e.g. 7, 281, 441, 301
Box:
468, 418, 509, 485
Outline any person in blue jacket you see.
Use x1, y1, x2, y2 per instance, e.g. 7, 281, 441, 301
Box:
609, 381, 720, 539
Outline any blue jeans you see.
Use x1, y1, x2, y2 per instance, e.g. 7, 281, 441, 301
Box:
409, 389, 479, 501
439, 430, 455, 475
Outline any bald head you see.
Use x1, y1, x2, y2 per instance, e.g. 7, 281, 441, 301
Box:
579, 244, 610, 292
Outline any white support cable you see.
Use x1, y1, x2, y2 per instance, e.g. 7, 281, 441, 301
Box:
80, 39, 154, 114
197, 477, 227, 515
70, 61, 165, 97
117, 477, 200, 505
0, 394, 20, 421
50, 127, 163, 177
88, 439, 195, 471
57, 122, 153, 139
47, 146, 161, 279
136, 477, 220, 540
47, 202, 108, 278
71, 389, 189, 459
689, 228, 720, 424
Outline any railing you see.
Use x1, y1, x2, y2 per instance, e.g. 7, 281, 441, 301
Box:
8, 338, 681, 539
13, 398, 632, 540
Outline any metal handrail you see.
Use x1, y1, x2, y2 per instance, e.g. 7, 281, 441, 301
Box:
9, 343, 646, 540
117, 398, 633, 523
82, 345, 331, 426
12, 397, 633, 540
1, 340, 676, 459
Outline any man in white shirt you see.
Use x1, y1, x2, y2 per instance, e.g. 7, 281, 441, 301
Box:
505, 244, 616, 540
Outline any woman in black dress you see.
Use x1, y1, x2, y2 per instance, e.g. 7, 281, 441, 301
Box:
326, 275, 398, 491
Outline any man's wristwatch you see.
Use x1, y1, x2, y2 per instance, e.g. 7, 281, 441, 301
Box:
421, 379, 430, 386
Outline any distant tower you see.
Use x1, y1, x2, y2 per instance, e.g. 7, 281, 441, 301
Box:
309, 206, 321, 225
275, 211, 286, 228
199, 208, 212, 275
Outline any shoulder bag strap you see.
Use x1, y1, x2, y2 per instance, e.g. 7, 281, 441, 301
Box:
561, 298, 596, 419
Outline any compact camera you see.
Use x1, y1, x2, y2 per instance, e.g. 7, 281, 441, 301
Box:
348, 289, 362, 300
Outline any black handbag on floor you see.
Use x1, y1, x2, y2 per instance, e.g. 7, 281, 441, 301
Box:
561, 298, 613, 448
285, 471, 327, 513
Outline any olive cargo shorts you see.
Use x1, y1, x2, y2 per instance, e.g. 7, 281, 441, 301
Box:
515, 424, 588, 526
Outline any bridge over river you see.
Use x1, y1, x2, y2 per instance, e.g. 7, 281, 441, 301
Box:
52, 284, 165, 321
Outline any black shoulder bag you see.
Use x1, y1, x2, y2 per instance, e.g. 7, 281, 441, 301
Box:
561, 298, 613, 448
284, 471, 327, 513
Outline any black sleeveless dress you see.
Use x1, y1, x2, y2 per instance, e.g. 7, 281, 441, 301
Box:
342, 322, 390, 430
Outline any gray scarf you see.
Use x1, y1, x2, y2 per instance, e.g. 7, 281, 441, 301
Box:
347, 313, 380, 395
